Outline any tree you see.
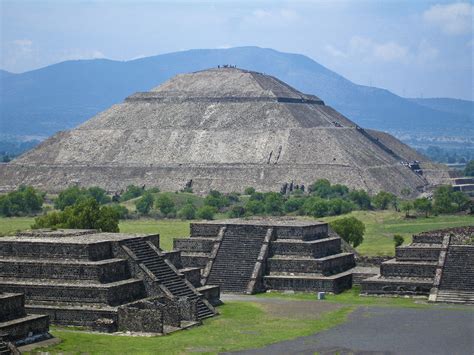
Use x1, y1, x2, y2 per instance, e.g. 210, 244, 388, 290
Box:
330, 217, 365, 248
284, 197, 304, 213
400, 201, 413, 217
302, 197, 329, 217
465, 160, 474, 177
228, 205, 245, 218
245, 200, 265, 215
120, 185, 144, 202
372, 191, 397, 210
0, 186, 44, 216
413, 198, 432, 217
451, 191, 470, 212
196, 206, 216, 220
327, 198, 354, 216
393, 234, 404, 247
32, 198, 119, 232
177, 203, 196, 220
244, 187, 256, 195
263, 192, 284, 215
54, 186, 110, 210
155, 194, 175, 215
309, 179, 332, 198
109, 204, 129, 219
433, 185, 455, 213
204, 190, 229, 210
87, 187, 111, 204
136, 193, 154, 215
348, 189, 372, 210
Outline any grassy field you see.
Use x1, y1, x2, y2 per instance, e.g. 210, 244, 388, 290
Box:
322, 211, 473, 256
1, 211, 472, 255
40, 301, 352, 354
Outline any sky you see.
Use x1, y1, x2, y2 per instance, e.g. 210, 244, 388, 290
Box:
1, 0, 473, 100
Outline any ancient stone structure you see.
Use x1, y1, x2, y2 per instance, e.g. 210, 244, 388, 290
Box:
0, 67, 448, 195
0, 292, 50, 349
173, 219, 355, 294
361, 226, 474, 304
0, 229, 219, 333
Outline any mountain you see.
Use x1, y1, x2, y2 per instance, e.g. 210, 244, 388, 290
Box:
0, 46, 472, 141
408, 98, 474, 118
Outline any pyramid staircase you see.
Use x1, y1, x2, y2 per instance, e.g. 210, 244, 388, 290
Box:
436, 245, 474, 304
175, 220, 355, 294
122, 239, 215, 319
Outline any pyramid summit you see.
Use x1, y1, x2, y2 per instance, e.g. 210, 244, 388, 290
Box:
0, 67, 448, 194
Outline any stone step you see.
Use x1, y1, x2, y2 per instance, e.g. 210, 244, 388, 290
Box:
270, 237, 341, 258
267, 253, 355, 275
361, 275, 433, 296
0, 277, 146, 306
380, 259, 438, 278
0, 314, 50, 342
436, 290, 474, 304
180, 253, 209, 268
395, 244, 442, 261
264, 270, 352, 294
173, 238, 215, 253
0, 257, 131, 283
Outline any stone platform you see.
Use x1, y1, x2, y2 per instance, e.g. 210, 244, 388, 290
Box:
0, 292, 50, 348
0, 229, 219, 333
173, 219, 355, 294
361, 226, 474, 303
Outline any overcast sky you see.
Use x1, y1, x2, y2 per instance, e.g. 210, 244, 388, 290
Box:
1, 0, 472, 99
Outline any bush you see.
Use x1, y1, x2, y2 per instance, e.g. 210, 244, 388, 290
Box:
330, 216, 365, 248
302, 197, 329, 217
155, 194, 175, 215
400, 200, 413, 217
87, 186, 111, 205
55, 186, 110, 210
327, 198, 354, 216
0, 185, 44, 216
120, 185, 144, 202
228, 205, 245, 218
204, 190, 229, 210
109, 204, 129, 219
245, 200, 265, 215
413, 197, 432, 217
393, 234, 404, 247
283, 197, 304, 213
309, 179, 332, 198
32, 198, 119, 232
432, 185, 470, 213
177, 204, 196, 220
135, 193, 154, 215
372, 191, 397, 210
263, 192, 284, 215
348, 189, 372, 210
196, 206, 217, 220
244, 187, 256, 195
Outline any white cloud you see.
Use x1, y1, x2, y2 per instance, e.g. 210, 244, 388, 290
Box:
242, 8, 299, 27
11, 39, 33, 54
423, 2, 473, 35
325, 37, 438, 65
373, 41, 408, 62
58, 49, 106, 61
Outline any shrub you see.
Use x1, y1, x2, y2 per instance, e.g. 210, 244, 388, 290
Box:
33, 198, 119, 232
372, 191, 397, 210
109, 204, 129, 219
177, 204, 196, 220
228, 205, 245, 218
87, 187, 111, 205
400, 201, 413, 217
413, 197, 432, 217
263, 192, 284, 215
393, 234, 404, 247
155, 194, 175, 215
348, 189, 372, 210
0, 185, 44, 216
196, 206, 217, 220
204, 190, 229, 210
330, 216, 365, 248
120, 185, 144, 202
283, 197, 304, 213
55, 186, 110, 210
244, 187, 256, 195
309, 179, 332, 198
136, 193, 154, 215
327, 198, 354, 216
302, 197, 329, 217
245, 200, 265, 215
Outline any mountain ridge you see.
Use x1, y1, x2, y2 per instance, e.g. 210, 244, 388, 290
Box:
0, 46, 471, 141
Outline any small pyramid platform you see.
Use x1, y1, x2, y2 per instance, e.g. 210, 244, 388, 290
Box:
361, 226, 474, 304
173, 219, 355, 294
0, 229, 219, 333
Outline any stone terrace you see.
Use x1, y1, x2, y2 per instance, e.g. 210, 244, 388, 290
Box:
0, 229, 218, 333
173, 219, 355, 294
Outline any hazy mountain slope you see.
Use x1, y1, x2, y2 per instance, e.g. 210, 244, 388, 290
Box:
0, 47, 471, 138
408, 98, 474, 118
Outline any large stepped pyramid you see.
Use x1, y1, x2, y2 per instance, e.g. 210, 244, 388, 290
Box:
0, 67, 448, 195
362, 226, 474, 304
174, 219, 355, 294
0, 229, 219, 333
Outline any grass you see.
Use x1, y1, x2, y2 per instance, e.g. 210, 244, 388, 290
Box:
321, 210, 474, 256
1, 210, 472, 255
39, 301, 353, 354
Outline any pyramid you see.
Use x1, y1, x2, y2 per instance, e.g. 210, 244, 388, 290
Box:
0, 67, 448, 194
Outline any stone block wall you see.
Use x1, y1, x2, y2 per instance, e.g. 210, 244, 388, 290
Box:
0, 293, 25, 322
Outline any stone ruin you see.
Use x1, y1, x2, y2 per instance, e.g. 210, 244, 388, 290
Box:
173, 219, 355, 294
361, 226, 474, 304
0, 67, 449, 196
0, 229, 220, 334
0, 292, 50, 351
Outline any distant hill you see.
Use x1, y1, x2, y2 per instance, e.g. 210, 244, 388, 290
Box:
408, 98, 474, 118
0, 69, 15, 79
1, 47, 472, 141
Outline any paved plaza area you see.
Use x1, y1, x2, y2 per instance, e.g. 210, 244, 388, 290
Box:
225, 295, 474, 355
